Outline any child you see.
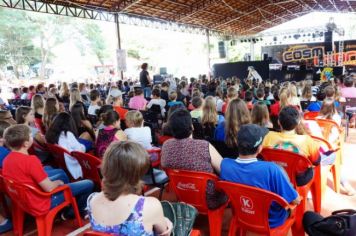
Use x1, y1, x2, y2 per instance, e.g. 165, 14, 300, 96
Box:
190, 96, 204, 120
124, 110, 152, 149
3, 124, 94, 217
220, 124, 300, 228
88, 90, 101, 116
254, 88, 271, 106
160, 82, 169, 103
244, 90, 254, 110
167, 91, 184, 108
95, 110, 127, 158
146, 88, 166, 117
222, 87, 238, 113
128, 88, 147, 110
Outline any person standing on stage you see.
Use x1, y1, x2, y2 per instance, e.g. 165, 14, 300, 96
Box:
140, 63, 151, 99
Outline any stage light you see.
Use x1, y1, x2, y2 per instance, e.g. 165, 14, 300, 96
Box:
320, 32, 324, 37
273, 36, 277, 41
240, 40, 243, 43
308, 33, 311, 36
293, 34, 301, 39
288, 35, 292, 38
260, 38, 263, 41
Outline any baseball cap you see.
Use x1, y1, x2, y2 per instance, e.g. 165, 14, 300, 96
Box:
237, 124, 268, 151
109, 89, 122, 98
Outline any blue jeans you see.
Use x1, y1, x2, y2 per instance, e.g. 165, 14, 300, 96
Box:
50, 180, 94, 215
143, 87, 151, 99
44, 166, 69, 184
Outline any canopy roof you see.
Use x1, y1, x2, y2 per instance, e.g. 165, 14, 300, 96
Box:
3, 0, 356, 35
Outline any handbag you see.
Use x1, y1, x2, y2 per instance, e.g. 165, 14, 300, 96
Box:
307, 209, 356, 236
161, 201, 198, 236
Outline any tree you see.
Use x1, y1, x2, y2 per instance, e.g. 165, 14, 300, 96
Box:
0, 8, 40, 77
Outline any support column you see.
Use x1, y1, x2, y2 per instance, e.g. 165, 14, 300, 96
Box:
115, 13, 124, 80
206, 29, 211, 77
250, 41, 255, 61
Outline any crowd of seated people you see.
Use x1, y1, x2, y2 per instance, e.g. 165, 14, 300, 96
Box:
0, 72, 355, 234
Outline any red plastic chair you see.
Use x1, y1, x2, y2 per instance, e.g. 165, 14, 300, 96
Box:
28, 140, 48, 156
147, 148, 161, 168
34, 118, 46, 135
216, 181, 297, 236
2, 176, 83, 236
165, 169, 227, 236
303, 111, 319, 120
260, 148, 314, 235
158, 135, 173, 145
71, 151, 102, 188
311, 135, 341, 203
46, 143, 73, 179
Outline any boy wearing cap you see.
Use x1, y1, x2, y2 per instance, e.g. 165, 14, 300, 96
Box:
220, 124, 300, 228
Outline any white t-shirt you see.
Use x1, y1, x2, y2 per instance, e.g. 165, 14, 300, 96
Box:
58, 131, 85, 179
124, 126, 152, 149
88, 104, 101, 116
20, 93, 28, 100
147, 98, 166, 116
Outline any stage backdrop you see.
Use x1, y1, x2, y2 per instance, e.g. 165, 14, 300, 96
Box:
212, 61, 269, 80
262, 40, 356, 66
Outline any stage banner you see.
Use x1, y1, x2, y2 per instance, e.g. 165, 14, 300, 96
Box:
262, 40, 356, 66
116, 49, 127, 72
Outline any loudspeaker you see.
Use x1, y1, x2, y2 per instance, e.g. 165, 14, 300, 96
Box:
6, 66, 13, 71
218, 41, 226, 58
324, 31, 333, 52
159, 67, 167, 75
300, 65, 306, 71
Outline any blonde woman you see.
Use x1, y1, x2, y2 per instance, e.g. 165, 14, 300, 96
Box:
31, 94, 45, 119
69, 88, 87, 116
60, 82, 70, 104
202, 96, 224, 127
43, 97, 59, 130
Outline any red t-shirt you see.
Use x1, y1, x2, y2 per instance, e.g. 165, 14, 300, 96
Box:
270, 101, 280, 117
114, 106, 128, 121
222, 102, 228, 114
3, 151, 50, 216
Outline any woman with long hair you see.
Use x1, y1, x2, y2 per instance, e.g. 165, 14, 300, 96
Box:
42, 97, 59, 130
317, 98, 341, 125
251, 102, 273, 129
59, 82, 70, 104
70, 103, 96, 144
87, 141, 172, 235
45, 112, 85, 179
31, 94, 45, 119
15, 106, 45, 144
215, 98, 251, 148
70, 88, 87, 116
300, 84, 316, 102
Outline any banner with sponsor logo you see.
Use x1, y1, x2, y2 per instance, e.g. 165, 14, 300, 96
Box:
262, 40, 356, 66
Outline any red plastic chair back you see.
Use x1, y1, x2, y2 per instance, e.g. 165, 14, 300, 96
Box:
71, 151, 102, 188
28, 140, 47, 156
217, 181, 293, 235
158, 135, 173, 145
303, 111, 319, 120
260, 148, 313, 187
147, 148, 161, 168
314, 118, 342, 141
46, 143, 72, 177
34, 118, 46, 135
165, 169, 218, 214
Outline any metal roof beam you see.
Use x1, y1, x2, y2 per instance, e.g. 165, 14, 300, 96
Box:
174, 0, 216, 22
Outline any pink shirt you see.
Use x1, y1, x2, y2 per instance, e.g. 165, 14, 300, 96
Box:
128, 96, 147, 110
341, 87, 356, 98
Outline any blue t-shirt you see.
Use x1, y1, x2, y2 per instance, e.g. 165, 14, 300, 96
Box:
220, 158, 298, 228
0, 146, 10, 168
167, 101, 184, 107
214, 121, 225, 142
307, 101, 322, 112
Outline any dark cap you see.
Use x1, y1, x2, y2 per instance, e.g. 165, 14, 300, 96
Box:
237, 124, 268, 150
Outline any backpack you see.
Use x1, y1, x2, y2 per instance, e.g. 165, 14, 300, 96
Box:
161, 201, 198, 236
305, 209, 356, 236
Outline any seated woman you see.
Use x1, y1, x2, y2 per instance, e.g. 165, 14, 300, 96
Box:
251, 102, 273, 129
15, 106, 46, 145
96, 110, 127, 158
87, 141, 172, 235
42, 97, 59, 131
45, 112, 85, 180
201, 96, 224, 140
124, 110, 152, 149
70, 103, 96, 150
31, 94, 45, 119
214, 98, 251, 146
161, 109, 227, 209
